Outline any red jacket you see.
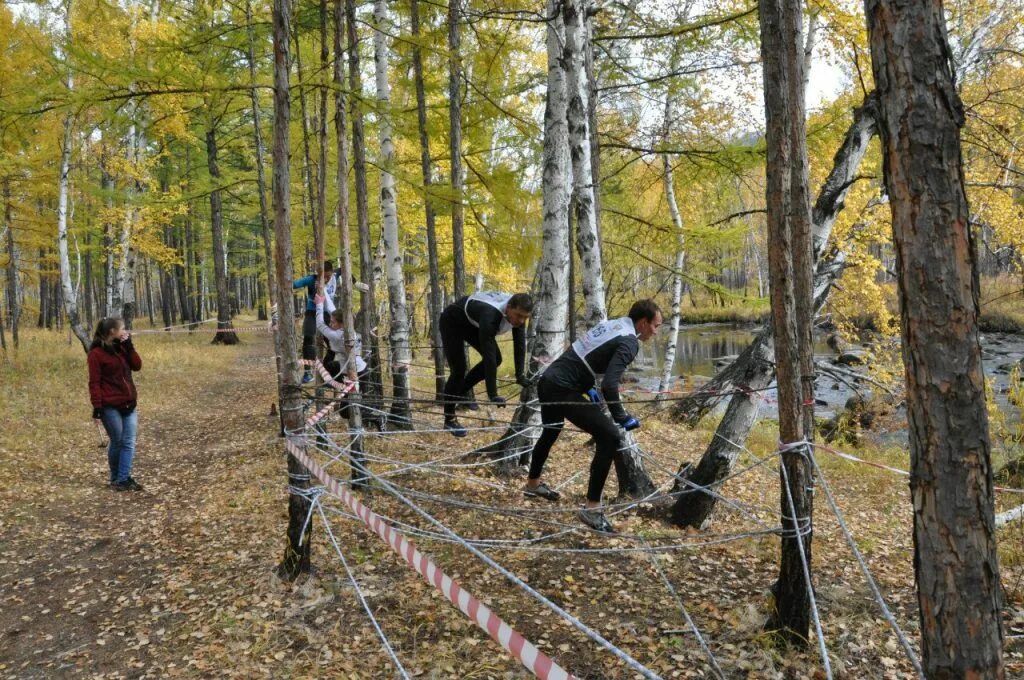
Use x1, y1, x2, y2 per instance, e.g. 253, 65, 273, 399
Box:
88, 340, 142, 409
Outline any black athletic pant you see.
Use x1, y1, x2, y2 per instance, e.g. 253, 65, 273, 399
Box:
528, 377, 624, 503
302, 308, 334, 365
440, 313, 502, 419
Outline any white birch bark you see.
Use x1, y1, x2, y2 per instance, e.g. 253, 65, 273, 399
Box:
55, 1, 89, 351
658, 96, 686, 398
372, 0, 412, 427
563, 0, 606, 327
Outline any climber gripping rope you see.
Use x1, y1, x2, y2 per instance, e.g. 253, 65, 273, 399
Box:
440, 291, 533, 437
524, 299, 663, 534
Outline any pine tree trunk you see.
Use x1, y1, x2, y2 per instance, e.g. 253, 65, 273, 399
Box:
316, 0, 329, 266
372, 0, 412, 429
865, 0, 1003, 672
294, 29, 318, 240
4, 180, 19, 349
563, 0, 606, 329
410, 0, 446, 402
347, 0, 385, 427
246, 0, 279, 312
54, 7, 90, 353
448, 0, 465, 298
206, 126, 239, 345
272, 0, 312, 581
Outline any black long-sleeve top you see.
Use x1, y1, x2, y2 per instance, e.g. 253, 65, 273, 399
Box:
441, 295, 526, 399
542, 319, 640, 422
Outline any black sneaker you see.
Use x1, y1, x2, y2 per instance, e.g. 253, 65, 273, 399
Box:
523, 482, 561, 502
112, 481, 131, 492
125, 477, 144, 491
578, 508, 616, 534
444, 418, 467, 438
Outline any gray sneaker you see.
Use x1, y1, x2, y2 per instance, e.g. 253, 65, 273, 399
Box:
578, 508, 616, 534
523, 482, 561, 502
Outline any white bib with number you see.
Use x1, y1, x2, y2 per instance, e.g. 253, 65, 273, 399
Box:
571, 317, 636, 377
465, 292, 513, 335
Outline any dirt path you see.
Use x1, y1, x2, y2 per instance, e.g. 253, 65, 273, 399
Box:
1, 338, 281, 679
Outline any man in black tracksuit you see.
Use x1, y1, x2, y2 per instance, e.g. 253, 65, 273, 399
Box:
440, 291, 534, 436
524, 299, 663, 533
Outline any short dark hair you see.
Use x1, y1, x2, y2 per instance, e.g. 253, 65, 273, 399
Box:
322, 260, 334, 272
508, 292, 534, 313
628, 299, 661, 324
330, 309, 345, 325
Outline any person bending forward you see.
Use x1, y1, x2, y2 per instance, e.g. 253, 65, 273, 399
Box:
524, 300, 662, 533
439, 291, 533, 437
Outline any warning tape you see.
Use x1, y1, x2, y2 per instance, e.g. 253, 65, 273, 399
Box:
300, 359, 357, 392
133, 324, 274, 335
815, 443, 1024, 495
282, 438, 575, 680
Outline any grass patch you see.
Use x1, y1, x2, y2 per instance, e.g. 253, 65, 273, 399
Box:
980, 276, 1024, 332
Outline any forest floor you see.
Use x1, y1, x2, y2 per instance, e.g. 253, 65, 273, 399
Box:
3, 326, 1024, 679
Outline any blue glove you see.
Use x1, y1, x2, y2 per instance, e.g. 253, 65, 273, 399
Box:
619, 416, 640, 431
585, 388, 601, 403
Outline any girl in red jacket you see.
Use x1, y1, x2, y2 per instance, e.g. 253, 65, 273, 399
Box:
88, 318, 143, 491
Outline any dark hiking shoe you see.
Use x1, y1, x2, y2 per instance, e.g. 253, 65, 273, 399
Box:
523, 482, 561, 502
125, 477, 144, 491
578, 508, 616, 534
444, 418, 467, 438
301, 371, 314, 384
113, 481, 131, 492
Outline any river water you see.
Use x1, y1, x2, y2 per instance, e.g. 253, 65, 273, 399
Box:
632, 324, 1024, 435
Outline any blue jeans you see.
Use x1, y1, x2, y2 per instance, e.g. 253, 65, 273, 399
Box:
100, 407, 138, 484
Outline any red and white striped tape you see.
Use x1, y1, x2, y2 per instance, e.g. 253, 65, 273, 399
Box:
133, 324, 274, 335
300, 359, 357, 392
816, 443, 1024, 495
283, 438, 574, 679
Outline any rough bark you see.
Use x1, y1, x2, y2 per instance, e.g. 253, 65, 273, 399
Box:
246, 0, 278, 312
448, 0, 465, 298
759, 0, 814, 642
272, 0, 312, 580
206, 126, 239, 345
865, 0, 1003, 673
563, 0, 606, 328
372, 0, 413, 428
410, 0, 446, 401
4, 180, 19, 349
347, 0, 385, 426
54, 4, 90, 353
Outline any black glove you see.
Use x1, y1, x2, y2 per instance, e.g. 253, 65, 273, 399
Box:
490, 395, 507, 408
92, 407, 103, 420
516, 374, 531, 388
616, 414, 640, 431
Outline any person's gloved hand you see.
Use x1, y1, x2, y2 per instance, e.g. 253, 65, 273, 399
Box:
585, 388, 601, 403
314, 293, 325, 306
491, 395, 507, 408
516, 374, 531, 388
92, 407, 103, 420
617, 414, 640, 431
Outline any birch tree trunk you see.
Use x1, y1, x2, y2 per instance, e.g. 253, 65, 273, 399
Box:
372, 0, 412, 428
347, 0, 385, 426
658, 97, 685, 398
865, 0, 1003, 672
206, 124, 239, 344
666, 94, 878, 530
563, 0, 606, 328
479, 0, 570, 469
448, 0, 465, 298
246, 0, 278, 310
272, 0, 312, 580
410, 0, 446, 401
55, 2, 89, 353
